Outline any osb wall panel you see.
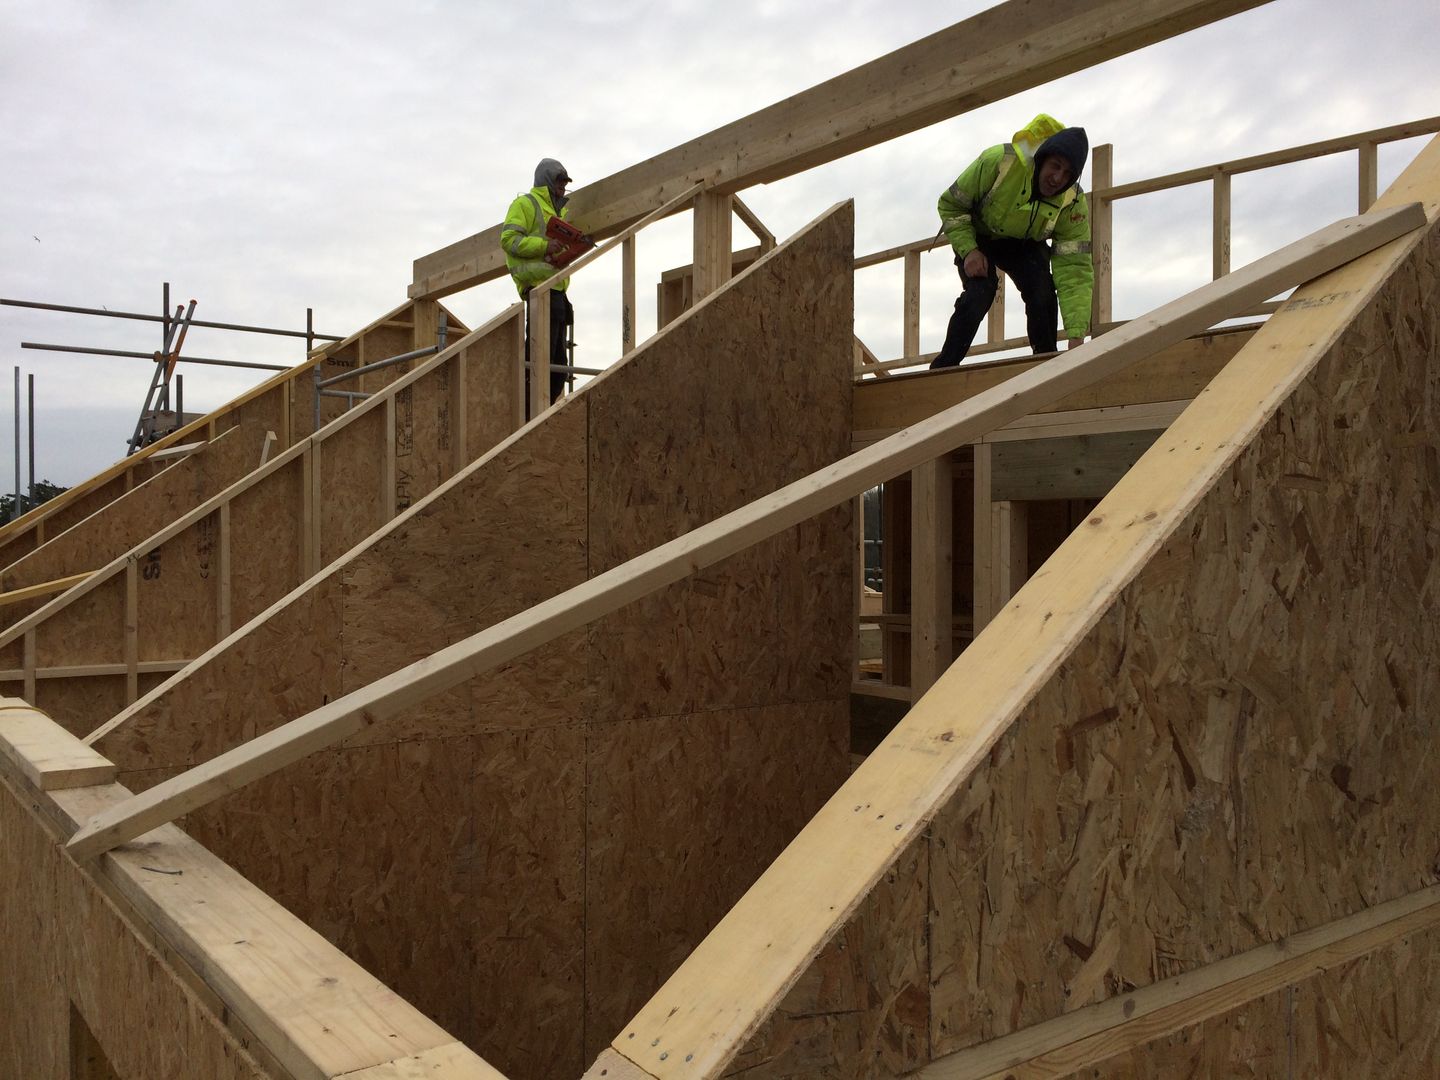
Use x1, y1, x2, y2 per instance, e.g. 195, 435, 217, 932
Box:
1069, 926, 1440, 1078
337, 400, 589, 747
586, 701, 851, 1064
920, 227, 1440, 1056
0, 774, 274, 1080
587, 202, 853, 722
0, 422, 262, 627
464, 311, 523, 455
320, 405, 388, 566
136, 510, 222, 662
227, 456, 307, 630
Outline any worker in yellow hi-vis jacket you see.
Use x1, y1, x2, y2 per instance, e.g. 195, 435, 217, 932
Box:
501, 158, 576, 403
931, 115, 1093, 368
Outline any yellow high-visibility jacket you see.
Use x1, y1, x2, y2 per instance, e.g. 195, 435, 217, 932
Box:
938, 143, 1093, 338
501, 186, 571, 295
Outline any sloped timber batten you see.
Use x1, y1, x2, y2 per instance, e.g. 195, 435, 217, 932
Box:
84, 204, 856, 1080
591, 139, 1440, 1079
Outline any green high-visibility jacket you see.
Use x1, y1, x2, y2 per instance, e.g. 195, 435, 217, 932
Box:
500, 185, 571, 295
938, 143, 1093, 338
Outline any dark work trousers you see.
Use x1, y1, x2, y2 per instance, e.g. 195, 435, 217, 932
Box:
930, 236, 1058, 369
524, 288, 573, 410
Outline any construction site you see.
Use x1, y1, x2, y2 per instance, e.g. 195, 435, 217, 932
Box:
3, 1, 1439, 1077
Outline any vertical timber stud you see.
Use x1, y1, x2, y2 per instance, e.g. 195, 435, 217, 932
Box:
1213, 167, 1232, 280
124, 559, 138, 704
910, 455, 954, 696
1091, 143, 1114, 331
383, 396, 398, 520
692, 190, 733, 302
903, 250, 921, 359
412, 298, 440, 352
993, 498, 1028, 615
622, 235, 637, 355
217, 503, 232, 639
971, 442, 994, 633
527, 288, 551, 420
1359, 140, 1379, 212
987, 275, 1006, 347
853, 495, 865, 683
22, 629, 36, 704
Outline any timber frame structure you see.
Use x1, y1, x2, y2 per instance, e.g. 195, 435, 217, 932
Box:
4, 3, 1440, 1078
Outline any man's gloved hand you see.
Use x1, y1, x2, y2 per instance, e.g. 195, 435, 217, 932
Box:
962, 249, 989, 278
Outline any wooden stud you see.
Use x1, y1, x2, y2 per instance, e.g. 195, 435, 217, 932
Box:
910, 455, 954, 695
853, 495, 865, 682
383, 395, 398, 520
217, 503, 232, 640
903, 250, 921, 358
971, 442, 995, 634
60, 202, 1427, 865
123, 559, 138, 704
622, 235, 638, 355
987, 276, 1006, 347
1359, 139, 1379, 212
0, 660, 189, 682
22, 629, 36, 704
411, 298, 440, 352
991, 499, 1028, 617
1213, 168, 1232, 279
1091, 142, 1114, 328
301, 443, 317, 577
692, 190, 734, 302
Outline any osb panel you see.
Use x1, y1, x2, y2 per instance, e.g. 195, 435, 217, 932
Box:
228, 380, 289, 446
0, 774, 274, 1080
13, 473, 131, 559
727, 835, 930, 1080
1, 422, 263, 600
320, 405, 388, 565
464, 311, 523, 461
588, 202, 853, 722
135, 511, 222, 661
34, 675, 127, 741
337, 398, 589, 748
228, 456, 306, 629
357, 325, 415, 393
925, 221, 1440, 1053
1070, 927, 1440, 1078
392, 363, 451, 511
98, 578, 344, 772
34, 573, 125, 669
182, 727, 587, 1080
584, 701, 850, 1063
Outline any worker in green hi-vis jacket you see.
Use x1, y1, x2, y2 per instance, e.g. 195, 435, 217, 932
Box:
931, 115, 1094, 368
501, 158, 576, 404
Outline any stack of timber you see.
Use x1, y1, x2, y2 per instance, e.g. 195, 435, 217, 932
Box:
596, 137, 1440, 1079
87, 205, 857, 1079
0, 300, 493, 728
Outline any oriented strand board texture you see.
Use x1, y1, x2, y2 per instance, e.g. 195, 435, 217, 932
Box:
743, 219, 1440, 1077
1067, 926, 1440, 1078
97, 204, 855, 1080
0, 772, 275, 1080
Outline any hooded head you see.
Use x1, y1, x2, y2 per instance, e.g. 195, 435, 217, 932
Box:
534, 158, 572, 208
1033, 127, 1089, 199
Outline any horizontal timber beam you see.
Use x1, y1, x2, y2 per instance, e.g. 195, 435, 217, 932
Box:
410, 0, 1271, 299
64, 201, 1426, 865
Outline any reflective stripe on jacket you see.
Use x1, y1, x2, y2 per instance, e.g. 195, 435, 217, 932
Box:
501, 186, 570, 295
938, 142, 1093, 338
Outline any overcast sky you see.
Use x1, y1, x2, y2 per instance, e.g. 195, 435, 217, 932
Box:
2, 0, 1435, 488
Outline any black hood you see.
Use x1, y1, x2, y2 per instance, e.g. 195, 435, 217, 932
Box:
1033, 127, 1089, 192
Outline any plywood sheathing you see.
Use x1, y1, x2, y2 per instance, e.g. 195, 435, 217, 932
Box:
0, 773, 275, 1080
724, 196, 1440, 1075
93, 204, 855, 1080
